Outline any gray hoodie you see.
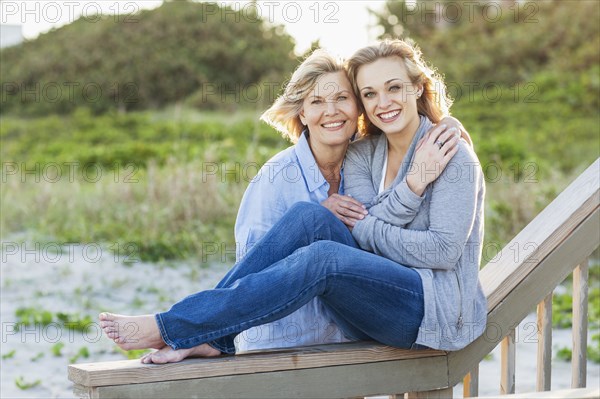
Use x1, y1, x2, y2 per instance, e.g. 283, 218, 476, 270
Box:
344, 116, 487, 351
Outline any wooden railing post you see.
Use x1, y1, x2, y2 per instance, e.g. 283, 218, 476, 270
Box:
501, 328, 516, 395
572, 257, 589, 388
536, 293, 553, 391
462, 365, 479, 398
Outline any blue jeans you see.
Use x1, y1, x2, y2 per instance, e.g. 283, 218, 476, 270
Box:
156, 202, 424, 354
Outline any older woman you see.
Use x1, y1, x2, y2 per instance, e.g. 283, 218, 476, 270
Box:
233, 50, 362, 354
99, 41, 482, 361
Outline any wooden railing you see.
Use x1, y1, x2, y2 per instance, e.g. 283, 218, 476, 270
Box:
69, 159, 599, 399
462, 257, 593, 397
458, 158, 599, 397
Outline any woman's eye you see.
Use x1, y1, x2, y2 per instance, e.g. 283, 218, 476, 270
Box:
363, 92, 375, 99
337, 95, 347, 101
389, 85, 402, 92
311, 99, 322, 105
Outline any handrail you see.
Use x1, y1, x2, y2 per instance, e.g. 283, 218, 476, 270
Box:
458, 159, 599, 396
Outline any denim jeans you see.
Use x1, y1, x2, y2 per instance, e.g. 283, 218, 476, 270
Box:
156, 202, 424, 354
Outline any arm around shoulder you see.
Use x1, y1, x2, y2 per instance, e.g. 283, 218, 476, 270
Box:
352, 143, 484, 270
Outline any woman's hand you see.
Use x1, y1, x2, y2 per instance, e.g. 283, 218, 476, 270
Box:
407, 124, 460, 196
321, 194, 368, 228
439, 116, 473, 148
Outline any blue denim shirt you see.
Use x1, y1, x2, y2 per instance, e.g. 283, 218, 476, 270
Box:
234, 131, 350, 352
235, 131, 342, 258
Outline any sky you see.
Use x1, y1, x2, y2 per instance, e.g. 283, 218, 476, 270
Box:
0, 0, 389, 58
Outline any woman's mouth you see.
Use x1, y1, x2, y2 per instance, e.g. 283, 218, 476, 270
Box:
377, 109, 401, 122
322, 121, 345, 129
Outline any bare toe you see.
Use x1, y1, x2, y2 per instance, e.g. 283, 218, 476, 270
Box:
98, 313, 163, 350
149, 347, 183, 364
99, 312, 118, 321
140, 352, 154, 364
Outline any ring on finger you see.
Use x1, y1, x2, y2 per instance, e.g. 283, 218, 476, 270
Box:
435, 140, 444, 150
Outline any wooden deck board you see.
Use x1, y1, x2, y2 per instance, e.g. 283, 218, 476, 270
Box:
77, 357, 449, 399
69, 342, 445, 387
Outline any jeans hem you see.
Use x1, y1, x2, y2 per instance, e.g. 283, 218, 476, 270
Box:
155, 313, 178, 349
208, 341, 235, 355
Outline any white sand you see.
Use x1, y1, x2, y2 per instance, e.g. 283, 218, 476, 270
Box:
1, 242, 229, 398
1, 242, 598, 398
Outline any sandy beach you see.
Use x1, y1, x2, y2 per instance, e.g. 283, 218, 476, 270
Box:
1, 241, 598, 398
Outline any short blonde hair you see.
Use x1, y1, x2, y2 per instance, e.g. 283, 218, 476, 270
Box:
261, 49, 346, 143
346, 39, 452, 136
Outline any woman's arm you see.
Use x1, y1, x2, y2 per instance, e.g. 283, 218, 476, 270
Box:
344, 139, 426, 229
345, 123, 461, 228
442, 115, 472, 148
352, 144, 482, 270
366, 123, 460, 225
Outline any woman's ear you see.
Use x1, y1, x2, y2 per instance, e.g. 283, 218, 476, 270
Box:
299, 109, 306, 125
416, 85, 424, 99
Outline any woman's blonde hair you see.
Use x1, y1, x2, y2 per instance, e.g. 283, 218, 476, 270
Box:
261, 49, 346, 143
346, 39, 452, 136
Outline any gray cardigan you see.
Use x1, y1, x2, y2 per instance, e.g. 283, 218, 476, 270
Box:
344, 116, 487, 351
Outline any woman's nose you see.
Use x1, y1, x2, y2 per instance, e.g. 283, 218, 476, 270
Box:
325, 101, 338, 116
378, 93, 391, 109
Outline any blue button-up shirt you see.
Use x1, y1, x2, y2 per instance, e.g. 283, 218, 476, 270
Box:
234, 131, 350, 352
235, 131, 344, 257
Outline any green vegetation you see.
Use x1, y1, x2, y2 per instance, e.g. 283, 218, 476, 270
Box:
15, 376, 41, 390
2, 350, 16, 360
14, 307, 94, 332
552, 264, 599, 331
1, 108, 288, 261
14, 308, 53, 328
0, 108, 285, 170
556, 346, 572, 362
589, 334, 600, 363
551, 263, 600, 363
69, 347, 91, 363
0, 1, 296, 115
51, 342, 65, 357
556, 334, 600, 363
114, 347, 151, 360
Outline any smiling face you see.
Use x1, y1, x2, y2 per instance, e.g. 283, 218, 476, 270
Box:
356, 56, 422, 138
299, 71, 358, 148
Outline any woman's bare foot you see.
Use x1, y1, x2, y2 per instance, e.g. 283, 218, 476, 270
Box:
99, 312, 164, 350
140, 344, 221, 364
